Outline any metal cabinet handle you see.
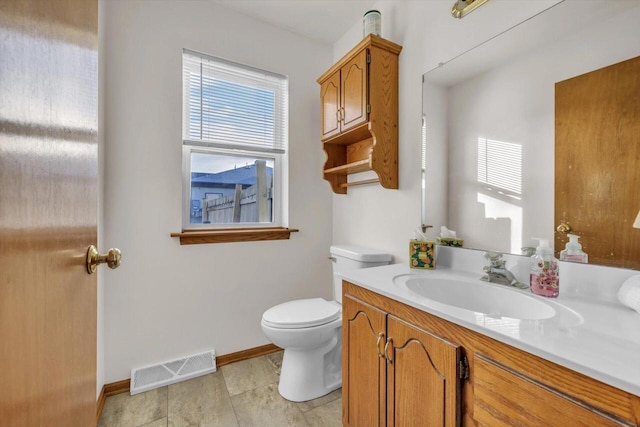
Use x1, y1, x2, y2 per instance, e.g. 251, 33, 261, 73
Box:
384, 338, 393, 364
86, 245, 122, 274
376, 332, 385, 358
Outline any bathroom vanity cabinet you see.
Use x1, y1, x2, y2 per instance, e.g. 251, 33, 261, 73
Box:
342, 289, 463, 426
317, 35, 401, 194
342, 281, 640, 426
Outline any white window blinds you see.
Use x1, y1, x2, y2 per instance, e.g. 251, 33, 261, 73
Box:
477, 137, 523, 195
183, 50, 288, 153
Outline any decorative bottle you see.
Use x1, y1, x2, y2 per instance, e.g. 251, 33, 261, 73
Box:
559, 234, 588, 263
363, 10, 381, 37
529, 238, 559, 298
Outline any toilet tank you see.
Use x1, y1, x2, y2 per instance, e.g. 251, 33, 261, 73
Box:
330, 245, 392, 303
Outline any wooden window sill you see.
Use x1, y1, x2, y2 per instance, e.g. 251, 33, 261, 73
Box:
170, 227, 299, 245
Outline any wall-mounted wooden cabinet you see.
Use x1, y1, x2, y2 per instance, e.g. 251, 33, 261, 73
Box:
317, 35, 402, 194
343, 281, 640, 427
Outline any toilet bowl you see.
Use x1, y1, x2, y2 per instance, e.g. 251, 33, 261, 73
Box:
261, 245, 391, 402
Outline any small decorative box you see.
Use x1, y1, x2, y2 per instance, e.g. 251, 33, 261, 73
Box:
436, 237, 464, 247
409, 240, 435, 269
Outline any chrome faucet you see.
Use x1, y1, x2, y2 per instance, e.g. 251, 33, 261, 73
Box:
481, 252, 527, 289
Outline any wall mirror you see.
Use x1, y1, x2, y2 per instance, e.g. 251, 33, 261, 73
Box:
422, 0, 640, 270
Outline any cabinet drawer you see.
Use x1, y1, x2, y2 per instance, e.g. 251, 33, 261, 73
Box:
473, 354, 632, 427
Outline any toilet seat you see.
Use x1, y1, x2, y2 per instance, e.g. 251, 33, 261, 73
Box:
262, 298, 341, 329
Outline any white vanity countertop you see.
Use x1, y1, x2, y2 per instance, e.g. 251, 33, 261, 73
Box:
339, 263, 640, 397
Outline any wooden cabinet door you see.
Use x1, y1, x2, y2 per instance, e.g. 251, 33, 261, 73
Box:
386, 315, 462, 427
473, 354, 627, 427
343, 294, 387, 427
320, 71, 341, 140
341, 49, 368, 133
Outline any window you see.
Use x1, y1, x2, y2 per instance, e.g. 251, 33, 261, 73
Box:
182, 49, 288, 230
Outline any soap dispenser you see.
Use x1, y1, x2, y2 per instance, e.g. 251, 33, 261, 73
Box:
530, 238, 559, 298
559, 234, 588, 263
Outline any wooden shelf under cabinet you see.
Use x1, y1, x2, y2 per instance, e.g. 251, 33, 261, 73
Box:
317, 35, 402, 194
323, 159, 371, 175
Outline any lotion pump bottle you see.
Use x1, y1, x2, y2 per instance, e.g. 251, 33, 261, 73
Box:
559, 234, 588, 263
530, 238, 559, 298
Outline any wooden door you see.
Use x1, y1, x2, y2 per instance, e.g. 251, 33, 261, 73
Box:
341, 49, 368, 133
320, 71, 341, 140
555, 56, 640, 270
343, 294, 387, 427
386, 315, 461, 427
0, 0, 98, 426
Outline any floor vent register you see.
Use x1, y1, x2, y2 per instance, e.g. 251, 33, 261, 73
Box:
130, 349, 216, 395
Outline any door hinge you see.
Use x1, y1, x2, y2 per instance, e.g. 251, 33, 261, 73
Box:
459, 356, 469, 382
367, 52, 371, 64
367, 104, 371, 114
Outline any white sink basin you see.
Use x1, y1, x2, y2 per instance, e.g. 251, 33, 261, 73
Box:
393, 272, 556, 320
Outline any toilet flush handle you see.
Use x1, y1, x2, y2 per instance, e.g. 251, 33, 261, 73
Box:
328, 256, 337, 262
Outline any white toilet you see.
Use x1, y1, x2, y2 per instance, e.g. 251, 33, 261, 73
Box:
261, 245, 391, 402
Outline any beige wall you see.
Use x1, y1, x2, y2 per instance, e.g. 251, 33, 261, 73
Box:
101, 0, 333, 384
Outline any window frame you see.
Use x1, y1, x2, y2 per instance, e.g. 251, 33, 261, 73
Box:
180, 49, 288, 232
181, 145, 283, 230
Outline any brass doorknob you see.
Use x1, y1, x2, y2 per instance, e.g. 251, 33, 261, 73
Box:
556, 223, 572, 234
86, 245, 122, 274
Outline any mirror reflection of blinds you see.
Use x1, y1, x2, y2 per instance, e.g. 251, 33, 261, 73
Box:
477, 137, 522, 195
421, 114, 427, 171
183, 49, 288, 154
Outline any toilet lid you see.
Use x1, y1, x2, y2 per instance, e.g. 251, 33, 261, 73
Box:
262, 298, 341, 329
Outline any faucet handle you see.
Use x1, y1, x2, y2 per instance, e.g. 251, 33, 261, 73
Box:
483, 251, 505, 268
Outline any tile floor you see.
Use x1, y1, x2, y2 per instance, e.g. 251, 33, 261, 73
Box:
98, 351, 342, 427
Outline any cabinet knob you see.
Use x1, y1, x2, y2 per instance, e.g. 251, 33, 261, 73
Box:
556, 222, 573, 234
